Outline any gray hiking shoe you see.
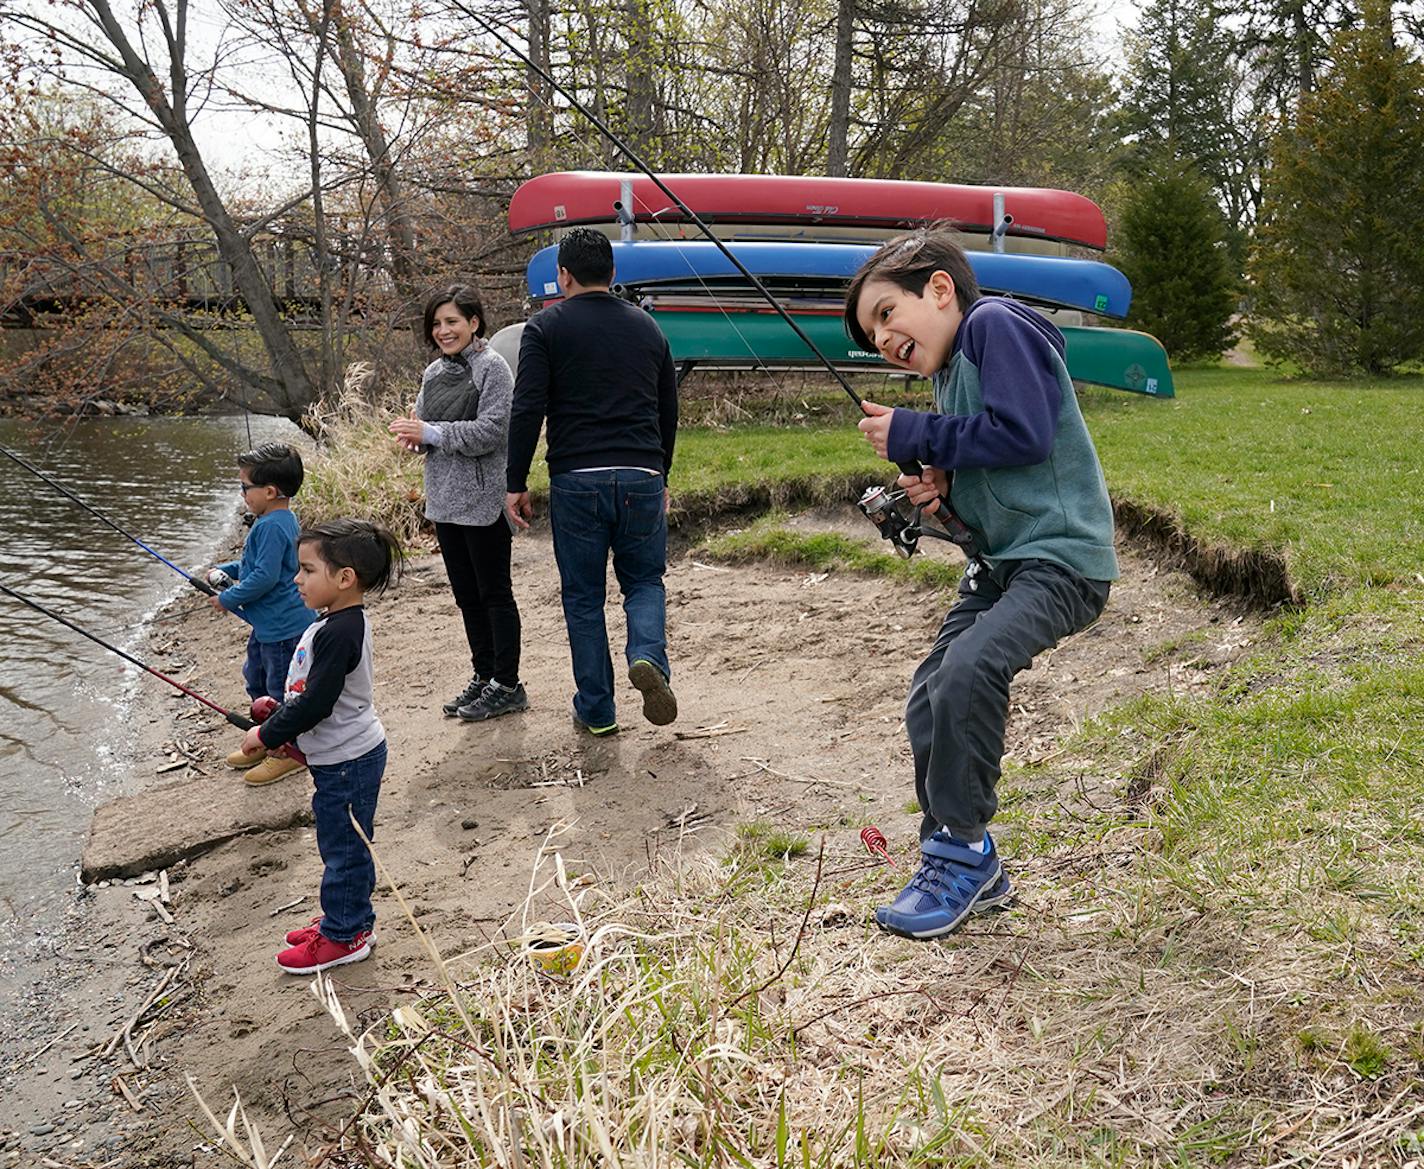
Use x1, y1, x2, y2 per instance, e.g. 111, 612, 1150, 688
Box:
443, 673, 487, 717
458, 681, 529, 722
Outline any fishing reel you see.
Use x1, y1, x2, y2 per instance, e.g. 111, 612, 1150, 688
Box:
858, 483, 986, 572
206, 569, 234, 591
857, 485, 920, 559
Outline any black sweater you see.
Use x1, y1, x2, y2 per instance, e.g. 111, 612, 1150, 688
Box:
506, 292, 678, 491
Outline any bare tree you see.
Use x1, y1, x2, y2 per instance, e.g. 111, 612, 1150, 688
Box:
3, 0, 322, 417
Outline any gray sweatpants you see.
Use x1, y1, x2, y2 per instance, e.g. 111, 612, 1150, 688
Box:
906, 558, 1111, 843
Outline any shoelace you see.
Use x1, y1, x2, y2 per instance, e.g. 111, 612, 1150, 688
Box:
910, 854, 984, 901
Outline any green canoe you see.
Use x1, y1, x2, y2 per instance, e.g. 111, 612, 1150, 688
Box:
646, 305, 1174, 397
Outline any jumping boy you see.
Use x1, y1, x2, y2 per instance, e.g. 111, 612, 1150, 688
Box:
207, 442, 316, 786
237, 518, 402, 974
845, 228, 1118, 939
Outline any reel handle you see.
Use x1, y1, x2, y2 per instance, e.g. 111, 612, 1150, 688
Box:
896, 459, 980, 557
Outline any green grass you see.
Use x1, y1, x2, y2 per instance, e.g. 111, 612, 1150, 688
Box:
1080, 368, 1424, 599
700, 512, 961, 590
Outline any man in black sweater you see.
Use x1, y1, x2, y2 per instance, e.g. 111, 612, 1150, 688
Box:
506, 228, 679, 735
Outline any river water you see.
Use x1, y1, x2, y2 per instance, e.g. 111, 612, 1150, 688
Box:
0, 414, 300, 966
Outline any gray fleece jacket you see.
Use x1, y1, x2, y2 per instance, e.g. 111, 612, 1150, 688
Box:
414, 340, 514, 527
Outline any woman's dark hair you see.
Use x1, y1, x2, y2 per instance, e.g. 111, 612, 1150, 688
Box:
843, 226, 982, 353
299, 519, 404, 597
556, 227, 615, 287
422, 284, 486, 349
237, 442, 305, 498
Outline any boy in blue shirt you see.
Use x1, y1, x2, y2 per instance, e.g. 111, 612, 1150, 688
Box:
204, 442, 316, 786
845, 228, 1118, 940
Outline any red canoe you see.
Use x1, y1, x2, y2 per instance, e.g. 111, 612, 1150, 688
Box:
508, 171, 1107, 250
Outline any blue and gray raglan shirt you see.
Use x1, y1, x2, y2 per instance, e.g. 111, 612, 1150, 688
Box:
885, 297, 1119, 582
257, 605, 384, 767
215, 509, 316, 643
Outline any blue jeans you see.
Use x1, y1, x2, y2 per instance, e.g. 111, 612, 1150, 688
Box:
311, 740, 386, 942
549, 470, 670, 728
243, 632, 301, 703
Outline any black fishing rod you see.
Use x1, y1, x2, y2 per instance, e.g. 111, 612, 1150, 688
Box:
453, 6, 981, 561
0, 442, 222, 597
0, 579, 254, 729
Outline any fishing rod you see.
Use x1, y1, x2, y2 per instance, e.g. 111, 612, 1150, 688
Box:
0, 442, 222, 598
0, 578, 254, 730
454, 5, 981, 562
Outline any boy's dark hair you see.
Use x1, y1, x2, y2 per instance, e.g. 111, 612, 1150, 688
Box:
300, 519, 404, 597
843, 226, 982, 353
557, 227, 615, 287
238, 442, 304, 498
422, 284, 487, 349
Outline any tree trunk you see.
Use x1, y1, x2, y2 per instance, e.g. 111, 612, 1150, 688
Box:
85, 0, 318, 419
526, 0, 553, 169
625, 0, 656, 158
826, 0, 855, 176
328, 2, 423, 318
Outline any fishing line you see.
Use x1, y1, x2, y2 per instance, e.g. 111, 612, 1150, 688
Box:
0, 442, 251, 609
451, 0, 870, 407
627, 211, 796, 397
469, 10, 982, 559
0, 578, 255, 729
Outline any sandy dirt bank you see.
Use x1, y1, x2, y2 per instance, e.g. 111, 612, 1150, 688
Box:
0, 510, 1260, 1166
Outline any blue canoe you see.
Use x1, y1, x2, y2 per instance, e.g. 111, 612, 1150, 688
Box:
526, 240, 1132, 318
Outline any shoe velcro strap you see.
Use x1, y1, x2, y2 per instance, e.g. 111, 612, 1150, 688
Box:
920, 835, 988, 867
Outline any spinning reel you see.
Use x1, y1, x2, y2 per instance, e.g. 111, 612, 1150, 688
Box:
857, 484, 984, 573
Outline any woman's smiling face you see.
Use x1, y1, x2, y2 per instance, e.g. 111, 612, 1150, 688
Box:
854, 271, 961, 377
429, 301, 478, 356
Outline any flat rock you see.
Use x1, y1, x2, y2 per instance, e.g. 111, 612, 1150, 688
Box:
82, 774, 312, 882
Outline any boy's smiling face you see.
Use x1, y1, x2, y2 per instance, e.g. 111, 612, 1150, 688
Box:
855, 271, 962, 377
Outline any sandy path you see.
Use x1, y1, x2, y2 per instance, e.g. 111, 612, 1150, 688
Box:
0, 513, 1259, 1165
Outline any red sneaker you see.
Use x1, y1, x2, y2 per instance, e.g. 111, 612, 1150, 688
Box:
276, 930, 373, 975
285, 916, 377, 948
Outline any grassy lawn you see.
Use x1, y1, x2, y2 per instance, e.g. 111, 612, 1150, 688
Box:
301, 365, 1424, 1165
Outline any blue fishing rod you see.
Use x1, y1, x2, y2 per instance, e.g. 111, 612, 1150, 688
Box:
0, 441, 254, 616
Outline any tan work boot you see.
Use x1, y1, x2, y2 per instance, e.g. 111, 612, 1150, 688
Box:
243, 754, 305, 787
226, 744, 267, 769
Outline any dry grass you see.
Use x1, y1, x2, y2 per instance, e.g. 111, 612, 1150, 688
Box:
193, 812, 1424, 1167
299, 363, 429, 550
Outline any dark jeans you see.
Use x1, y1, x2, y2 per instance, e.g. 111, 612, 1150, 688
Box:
311, 740, 386, 942
435, 518, 521, 686
906, 559, 1110, 843
243, 632, 300, 703
549, 470, 669, 729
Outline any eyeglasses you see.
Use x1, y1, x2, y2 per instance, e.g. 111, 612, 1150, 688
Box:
237, 481, 260, 494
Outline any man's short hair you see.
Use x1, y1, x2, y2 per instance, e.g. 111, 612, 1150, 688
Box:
557, 227, 615, 287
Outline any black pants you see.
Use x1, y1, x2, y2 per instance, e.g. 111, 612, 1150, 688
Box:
906, 559, 1110, 843
434, 518, 521, 686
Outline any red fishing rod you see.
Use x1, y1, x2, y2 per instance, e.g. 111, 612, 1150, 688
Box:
0, 578, 255, 730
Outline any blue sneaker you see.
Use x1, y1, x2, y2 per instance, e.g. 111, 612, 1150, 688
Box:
875, 831, 1005, 939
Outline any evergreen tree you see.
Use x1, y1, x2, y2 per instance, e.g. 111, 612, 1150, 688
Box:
1248, 0, 1424, 375
1117, 0, 1264, 246
1114, 163, 1239, 363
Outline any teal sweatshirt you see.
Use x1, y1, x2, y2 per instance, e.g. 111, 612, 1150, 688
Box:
885, 297, 1118, 581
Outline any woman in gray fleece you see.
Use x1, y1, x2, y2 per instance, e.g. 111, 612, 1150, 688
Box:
390, 284, 527, 721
